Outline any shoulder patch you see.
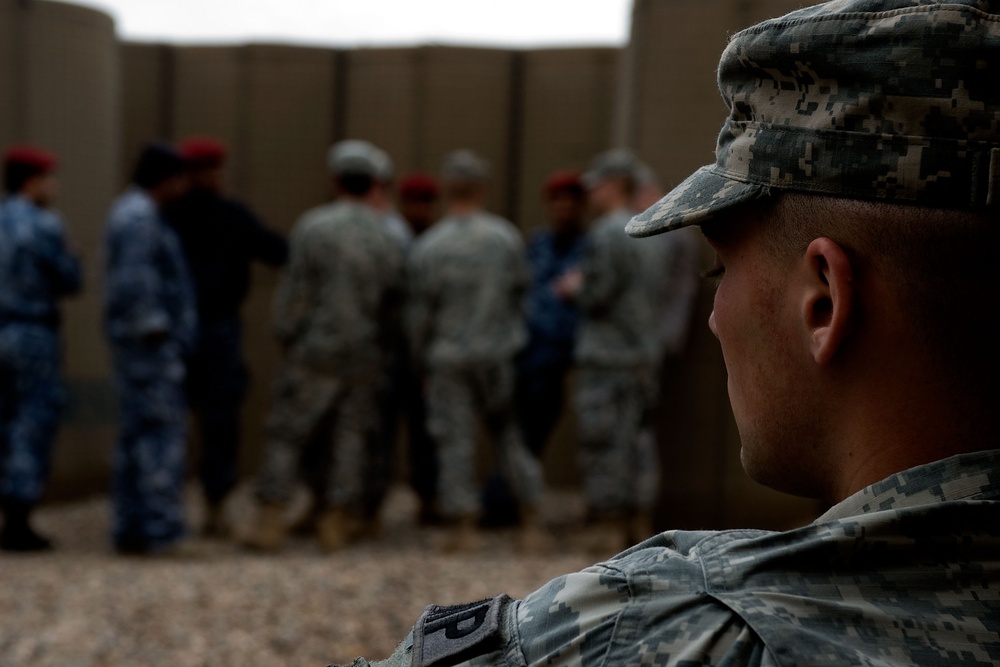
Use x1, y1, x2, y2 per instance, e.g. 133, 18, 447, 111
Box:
412, 595, 511, 667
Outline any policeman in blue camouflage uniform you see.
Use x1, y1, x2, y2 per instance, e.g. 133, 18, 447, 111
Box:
407, 149, 547, 552
0, 145, 81, 551
481, 171, 587, 528
556, 148, 661, 554
245, 140, 403, 553
331, 0, 1000, 664
104, 143, 197, 555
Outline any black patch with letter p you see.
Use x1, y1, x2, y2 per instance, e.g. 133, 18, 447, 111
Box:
412, 594, 511, 667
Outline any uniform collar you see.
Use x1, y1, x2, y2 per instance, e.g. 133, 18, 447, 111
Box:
816, 449, 1000, 523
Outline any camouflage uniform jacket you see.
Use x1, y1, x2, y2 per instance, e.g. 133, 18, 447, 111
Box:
0, 195, 81, 325
406, 211, 528, 370
575, 209, 656, 368
272, 200, 403, 374
103, 187, 196, 351
338, 450, 1000, 667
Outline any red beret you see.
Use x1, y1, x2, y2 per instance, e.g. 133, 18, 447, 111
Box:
398, 172, 440, 200
3, 144, 58, 173
179, 137, 227, 168
543, 170, 584, 198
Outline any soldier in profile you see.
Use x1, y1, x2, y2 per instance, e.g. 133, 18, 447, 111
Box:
0, 145, 81, 551
331, 0, 1000, 663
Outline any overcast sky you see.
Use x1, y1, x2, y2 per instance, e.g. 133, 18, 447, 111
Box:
70, 0, 634, 48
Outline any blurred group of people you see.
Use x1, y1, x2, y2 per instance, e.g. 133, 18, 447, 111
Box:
0, 137, 699, 557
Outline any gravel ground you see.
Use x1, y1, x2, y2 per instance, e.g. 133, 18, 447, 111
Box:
0, 485, 596, 667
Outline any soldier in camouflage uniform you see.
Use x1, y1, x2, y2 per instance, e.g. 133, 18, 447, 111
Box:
555, 148, 661, 554
104, 143, 197, 555
331, 1, 1000, 664
245, 140, 403, 553
407, 149, 546, 552
0, 145, 81, 551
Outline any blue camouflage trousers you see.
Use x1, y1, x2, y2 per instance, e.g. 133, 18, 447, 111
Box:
426, 362, 545, 518
575, 365, 660, 514
0, 323, 63, 504
110, 339, 188, 550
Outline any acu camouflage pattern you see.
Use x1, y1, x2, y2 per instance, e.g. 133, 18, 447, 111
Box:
575, 209, 658, 368
627, 0, 1000, 237
334, 450, 1000, 667
405, 211, 529, 369
257, 199, 402, 509
272, 200, 403, 374
406, 210, 540, 517
0, 195, 81, 504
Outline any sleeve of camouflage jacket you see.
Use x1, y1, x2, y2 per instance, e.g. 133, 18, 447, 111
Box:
576, 225, 627, 316
270, 221, 312, 346
107, 210, 173, 339
330, 551, 771, 667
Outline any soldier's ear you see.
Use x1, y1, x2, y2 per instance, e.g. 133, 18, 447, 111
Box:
800, 237, 854, 366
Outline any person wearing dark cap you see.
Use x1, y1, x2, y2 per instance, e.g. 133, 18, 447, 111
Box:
397, 172, 440, 238
406, 149, 548, 551
168, 136, 288, 537
245, 139, 403, 553
103, 142, 197, 555
0, 145, 81, 551
329, 1, 1000, 665
480, 170, 587, 528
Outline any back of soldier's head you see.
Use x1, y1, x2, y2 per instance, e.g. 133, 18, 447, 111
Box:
440, 150, 489, 203
4, 144, 57, 195
327, 140, 379, 198
629, 0, 1000, 397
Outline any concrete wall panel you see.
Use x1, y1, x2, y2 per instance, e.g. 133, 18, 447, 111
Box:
343, 48, 420, 173
120, 42, 170, 185
517, 48, 619, 231
419, 47, 515, 218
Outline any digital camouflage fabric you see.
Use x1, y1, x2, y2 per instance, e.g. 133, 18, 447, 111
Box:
627, 0, 1000, 237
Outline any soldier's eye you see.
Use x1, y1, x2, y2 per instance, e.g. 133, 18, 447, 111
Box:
701, 255, 725, 283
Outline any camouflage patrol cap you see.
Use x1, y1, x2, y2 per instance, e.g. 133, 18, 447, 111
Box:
327, 140, 379, 178
441, 149, 490, 182
582, 148, 642, 189
626, 0, 1000, 238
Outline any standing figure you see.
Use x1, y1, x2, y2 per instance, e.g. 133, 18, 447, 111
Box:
168, 137, 288, 536
0, 145, 81, 551
558, 148, 659, 554
246, 140, 403, 553
103, 143, 197, 555
481, 171, 587, 527
407, 149, 546, 552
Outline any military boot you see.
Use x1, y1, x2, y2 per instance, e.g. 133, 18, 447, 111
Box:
242, 503, 287, 552
438, 514, 483, 553
517, 507, 553, 554
317, 508, 366, 553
